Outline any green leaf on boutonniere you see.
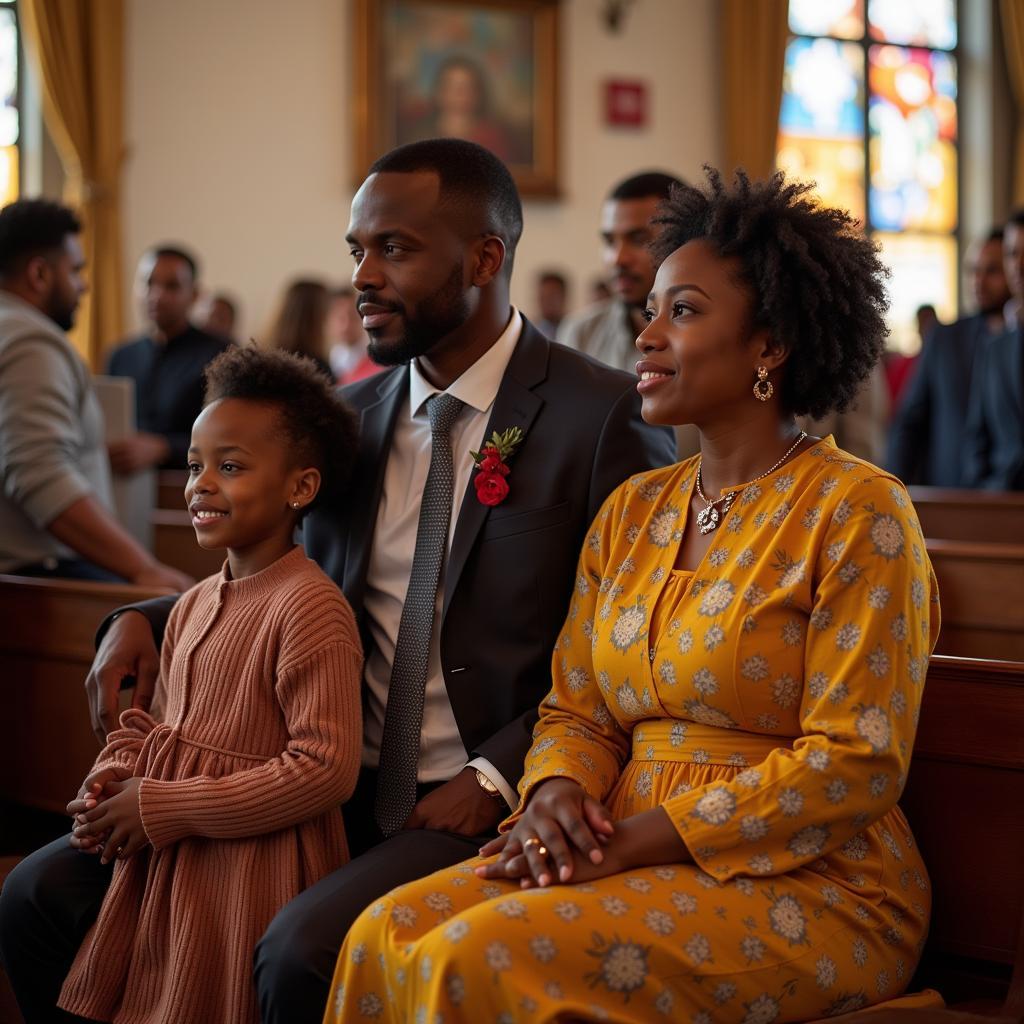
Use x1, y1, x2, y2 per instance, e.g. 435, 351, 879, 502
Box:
470, 426, 524, 463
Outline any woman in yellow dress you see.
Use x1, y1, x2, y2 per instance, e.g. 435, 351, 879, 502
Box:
324, 169, 940, 1023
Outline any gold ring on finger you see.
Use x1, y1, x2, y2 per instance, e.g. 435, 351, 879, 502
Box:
535, 845, 549, 858
523, 837, 542, 851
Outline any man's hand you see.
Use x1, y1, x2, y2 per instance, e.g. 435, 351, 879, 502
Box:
107, 432, 170, 475
476, 777, 614, 887
73, 777, 147, 864
404, 766, 506, 837
85, 610, 159, 743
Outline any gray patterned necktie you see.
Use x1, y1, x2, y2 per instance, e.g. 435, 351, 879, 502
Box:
374, 392, 465, 836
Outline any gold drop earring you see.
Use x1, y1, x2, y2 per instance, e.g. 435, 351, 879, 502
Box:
753, 366, 773, 401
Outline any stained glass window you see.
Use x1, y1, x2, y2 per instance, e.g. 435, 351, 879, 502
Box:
777, 0, 958, 352
0, 1, 19, 210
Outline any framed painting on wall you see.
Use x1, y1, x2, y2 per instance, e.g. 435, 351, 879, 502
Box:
353, 0, 560, 197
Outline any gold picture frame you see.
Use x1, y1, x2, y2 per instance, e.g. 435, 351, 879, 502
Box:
353, 0, 560, 198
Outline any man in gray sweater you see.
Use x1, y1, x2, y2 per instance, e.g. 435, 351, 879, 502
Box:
0, 199, 190, 588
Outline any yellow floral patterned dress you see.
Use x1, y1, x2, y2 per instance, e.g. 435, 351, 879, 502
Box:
325, 438, 940, 1024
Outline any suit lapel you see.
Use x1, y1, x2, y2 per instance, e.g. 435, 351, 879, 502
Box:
442, 323, 550, 620
1011, 327, 1024, 418
960, 316, 984, 380
342, 368, 407, 602
989, 327, 1024, 421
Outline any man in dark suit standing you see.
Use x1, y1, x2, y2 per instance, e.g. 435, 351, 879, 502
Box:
887, 228, 1010, 486
965, 211, 1024, 489
0, 141, 674, 1023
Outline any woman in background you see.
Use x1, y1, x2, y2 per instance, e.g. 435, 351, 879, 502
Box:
266, 278, 335, 381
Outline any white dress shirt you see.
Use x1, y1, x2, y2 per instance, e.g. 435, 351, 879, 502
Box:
361, 310, 523, 807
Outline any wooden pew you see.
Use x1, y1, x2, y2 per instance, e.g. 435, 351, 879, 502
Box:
156, 472, 225, 579
0, 575, 165, 815
842, 654, 1024, 1022
910, 487, 1024, 546
926, 539, 1024, 661
156, 469, 189, 512
151, 509, 225, 581
0, 576, 1022, 1020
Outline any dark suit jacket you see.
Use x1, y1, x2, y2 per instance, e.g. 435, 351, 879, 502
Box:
116, 319, 675, 788
964, 326, 1024, 490
886, 314, 986, 486
106, 326, 229, 469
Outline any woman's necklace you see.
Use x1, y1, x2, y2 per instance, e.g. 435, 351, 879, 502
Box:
694, 431, 808, 535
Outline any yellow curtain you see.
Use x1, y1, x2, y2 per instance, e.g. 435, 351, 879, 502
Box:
1002, 0, 1024, 205
20, 0, 125, 369
720, 0, 790, 181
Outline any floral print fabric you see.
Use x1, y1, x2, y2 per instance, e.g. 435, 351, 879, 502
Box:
325, 439, 940, 1023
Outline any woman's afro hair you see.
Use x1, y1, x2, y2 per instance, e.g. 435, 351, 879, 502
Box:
652, 167, 890, 419
202, 346, 359, 513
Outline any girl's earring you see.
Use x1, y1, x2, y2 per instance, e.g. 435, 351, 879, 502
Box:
291, 502, 301, 510
753, 366, 773, 402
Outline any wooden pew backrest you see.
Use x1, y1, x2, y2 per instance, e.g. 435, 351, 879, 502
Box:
0, 574, 166, 813
151, 509, 225, 581
925, 539, 1024, 661
902, 655, 1024, 1006
910, 487, 1024, 546
157, 469, 189, 512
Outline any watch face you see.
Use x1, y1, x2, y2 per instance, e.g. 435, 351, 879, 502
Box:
476, 770, 498, 794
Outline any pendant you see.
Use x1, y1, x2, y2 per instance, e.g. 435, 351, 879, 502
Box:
696, 491, 736, 535
696, 504, 720, 534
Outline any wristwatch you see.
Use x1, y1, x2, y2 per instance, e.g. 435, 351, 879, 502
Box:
475, 768, 504, 800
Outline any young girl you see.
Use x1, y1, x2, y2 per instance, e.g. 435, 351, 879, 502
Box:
58, 347, 363, 1023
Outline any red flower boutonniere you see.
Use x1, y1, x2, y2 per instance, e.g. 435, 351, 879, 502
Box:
470, 427, 524, 507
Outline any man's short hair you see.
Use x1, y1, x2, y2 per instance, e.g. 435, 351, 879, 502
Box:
0, 199, 81, 278
538, 270, 567, 291
368, 138, 524, 262
986, 227, 1005, 244
608, 171, 684, 203
1007, 209, 1024, 230
210, 292, 236, 315
147, 244, 200, 282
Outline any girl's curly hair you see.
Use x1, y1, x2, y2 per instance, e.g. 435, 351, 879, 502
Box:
202, 346, 359, 514
652, 167, 890, 419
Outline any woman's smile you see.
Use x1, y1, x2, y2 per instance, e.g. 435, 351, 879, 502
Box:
635, 359, 676, 394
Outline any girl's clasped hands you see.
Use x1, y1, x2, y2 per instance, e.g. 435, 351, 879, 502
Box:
67, 764, 148, 865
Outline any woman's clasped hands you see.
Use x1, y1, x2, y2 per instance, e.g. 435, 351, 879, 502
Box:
475, 777, 617, 889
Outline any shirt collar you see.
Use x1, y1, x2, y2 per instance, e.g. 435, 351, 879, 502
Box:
409, 308, 523, 418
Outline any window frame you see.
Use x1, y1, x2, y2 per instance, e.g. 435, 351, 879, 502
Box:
780, 1, 963, 335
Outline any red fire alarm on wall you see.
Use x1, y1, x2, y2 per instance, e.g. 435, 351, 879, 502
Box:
604, 79, 648, 128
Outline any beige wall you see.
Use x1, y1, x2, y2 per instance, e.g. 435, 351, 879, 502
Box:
122, 0, 720, 345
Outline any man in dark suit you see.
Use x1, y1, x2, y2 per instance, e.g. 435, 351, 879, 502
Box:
105, 245, 229, 474
887, 228, 1010, 486
0, 142, 674, 1023
964, 212, 1024, 490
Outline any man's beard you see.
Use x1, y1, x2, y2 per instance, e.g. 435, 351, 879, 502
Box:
45, 291, 77, 332
979, 299, 1007, 318
365, 261, 470, 366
